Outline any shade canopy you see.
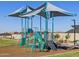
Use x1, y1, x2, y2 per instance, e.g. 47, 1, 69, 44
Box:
8, 2, 75, 19
8, 6, 32, 18
20, 6, 45, 18
28, 2, 75, 19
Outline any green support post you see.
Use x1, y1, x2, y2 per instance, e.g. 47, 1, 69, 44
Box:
52, 17, 54, 39
31, 16, 33, 29
27, 18, 29, 30
32, 36, 36, 52
40, 16, 42, 32
20, 18, 25, 47
44, 12, 49, 48
25, 18, 27, 33
44, 18, 48, 42
26, 17, 30, 47
24, 18, 27, 47
21, 18, 24, 33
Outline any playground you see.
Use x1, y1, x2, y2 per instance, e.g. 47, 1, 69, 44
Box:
0, 2, 79, 57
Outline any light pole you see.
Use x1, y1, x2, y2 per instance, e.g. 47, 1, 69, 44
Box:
72, 19, 76, 46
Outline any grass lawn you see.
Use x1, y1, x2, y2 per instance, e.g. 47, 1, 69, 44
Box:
48, 50, 79, 57
0, 39, 18, 47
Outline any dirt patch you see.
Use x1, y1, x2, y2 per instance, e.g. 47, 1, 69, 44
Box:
0, 46, 79, 57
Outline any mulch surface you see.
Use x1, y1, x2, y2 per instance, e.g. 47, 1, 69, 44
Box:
0, 46, 79, 57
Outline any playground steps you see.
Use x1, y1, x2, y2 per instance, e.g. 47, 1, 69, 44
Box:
47, 40, 57, 50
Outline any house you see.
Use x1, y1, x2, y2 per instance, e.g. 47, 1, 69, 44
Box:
49, 25, 79, 45
66, 25, 79, 33
11, 32, 21, 40
0, 32, 22, 40
0, 32, 12, 39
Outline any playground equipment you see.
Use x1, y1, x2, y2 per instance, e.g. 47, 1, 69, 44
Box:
9, 2, 74, 52
27, 29, 46, 51
21, 2, 74, 50
8, 6, 32, 47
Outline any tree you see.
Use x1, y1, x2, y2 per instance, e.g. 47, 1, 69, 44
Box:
54, 34, 61, 43
54, 34, 60, 39
65, 33, 70, 43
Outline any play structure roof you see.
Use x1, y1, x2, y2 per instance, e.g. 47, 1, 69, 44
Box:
20, 6, 45, 18
22, 2, 74, 19
8, 6, 32, 18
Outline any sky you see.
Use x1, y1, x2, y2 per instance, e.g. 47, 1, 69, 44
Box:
0, 1, 79, 33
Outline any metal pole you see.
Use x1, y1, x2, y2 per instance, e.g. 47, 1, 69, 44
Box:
40, 16, 42, 32
52, 17, 54, 39
72, 19, 76, 45
25, 18, 26, 33
27, 18, 29, 30
44, 12, 48, 44
31, 17, 33, 29
21, 18, 23, 33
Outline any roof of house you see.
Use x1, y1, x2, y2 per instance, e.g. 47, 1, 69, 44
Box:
72, 25, 79, 28
66, 25, 79, 33
0, 33, 12, 36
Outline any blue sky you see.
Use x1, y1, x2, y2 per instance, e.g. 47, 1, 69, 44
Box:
0, 1, 79, 33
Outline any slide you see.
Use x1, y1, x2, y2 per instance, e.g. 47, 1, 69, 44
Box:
43, 32, 57, 50
34, 32, 57, 50
47, 40, 57, 50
